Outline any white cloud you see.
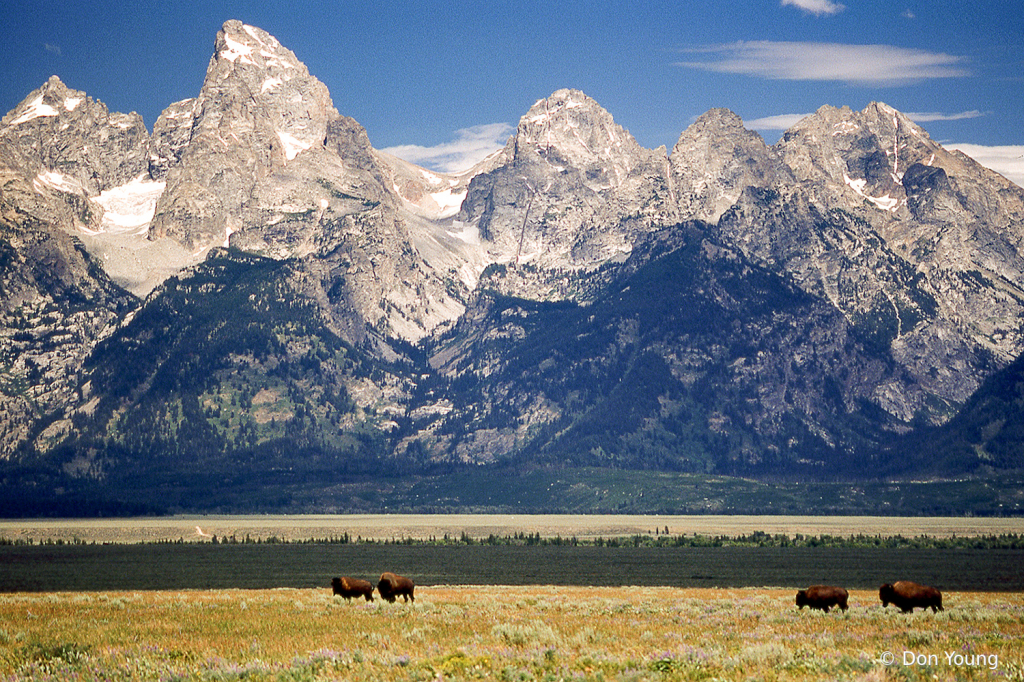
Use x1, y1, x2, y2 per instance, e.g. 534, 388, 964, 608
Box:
946, 144, 1024, 188
676, 41, 971, 86
781, 0, 845, 16
905, 110, 984, 122
745, 110, 986, 128
744, 113, 811, 130
382, 123, 513, 174
745, 110, 987, 131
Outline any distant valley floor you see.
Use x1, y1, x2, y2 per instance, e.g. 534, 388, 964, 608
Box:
2, 542, 1023, 592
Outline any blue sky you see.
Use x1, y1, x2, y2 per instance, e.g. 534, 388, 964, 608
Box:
2, 0, 1022, 181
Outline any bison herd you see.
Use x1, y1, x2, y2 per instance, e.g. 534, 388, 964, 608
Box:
797, 580, 944, 614
331, 572, 415, 603
336, 573, 941, 614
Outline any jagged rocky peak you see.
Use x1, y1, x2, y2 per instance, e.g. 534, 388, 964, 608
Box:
773, 101, 1024, 233
0, 75, 151, 198
209, 20, 335, 159
2, 75, 84, 131
458, 89, 673, 278
774, 101, 946, 215
0, 75, 143, 455
0, 76, 155, 237
515, 88, 657, 193
774, 101, 1024, 254
710, 100, 1024, 424
142, 20, 466, 345
670, 108, 783, 224
149, 20, 385, 256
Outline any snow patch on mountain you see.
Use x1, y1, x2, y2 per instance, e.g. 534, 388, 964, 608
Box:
7, 95, 58, 126
220, 33, 256, 64
277, 130, 311, 161
92, 176, 166, 233
33, 170, 85, 195
844, 173, 900, 211
430, 188, 468, 219
261, 77, 283, 93
447, 221, 481, 245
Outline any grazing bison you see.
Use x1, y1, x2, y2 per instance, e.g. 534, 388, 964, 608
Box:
331, 576, 375, 601
377, 572, 415, 603
879, 581, 943, 613
796, 585, 849, 613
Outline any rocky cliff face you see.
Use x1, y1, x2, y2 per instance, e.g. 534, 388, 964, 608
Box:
0, 75, 200, 299
670, 108, 786, 225
0, 76, 151, 232
150, 20, 343, 254
149, 97, 198, 181
145, 21, 471, 347
711, 103, 1024, 422
2, 20, 1023, 504
0, 77, 148, 458
459, 89, 674, 281
0, 190, 136, 458
418, 224, 918, 470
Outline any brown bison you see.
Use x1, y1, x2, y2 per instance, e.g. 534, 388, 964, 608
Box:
879, 581, 943, 613
377, 572, 415, 603
331, 576, 374, 601
796, 585, 849, 613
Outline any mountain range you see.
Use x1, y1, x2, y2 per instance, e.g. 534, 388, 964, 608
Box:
2, 20, 1023, 515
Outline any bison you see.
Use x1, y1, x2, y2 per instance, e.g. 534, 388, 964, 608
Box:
331, 576, 375, 601
796, 585, 849, 613
377, 572, 415, 603
879, 581, 943, 613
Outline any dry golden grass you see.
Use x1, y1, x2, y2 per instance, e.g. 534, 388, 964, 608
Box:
1, 586, 1022, 680
3, 514, 1022, 544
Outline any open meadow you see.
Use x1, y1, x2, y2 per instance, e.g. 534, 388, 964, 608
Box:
3, 516, 1022, 679
1, 586, 1022, 681
3, 514, 1023, 544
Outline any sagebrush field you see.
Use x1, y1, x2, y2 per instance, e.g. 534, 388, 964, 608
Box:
2, 586, 1022, 681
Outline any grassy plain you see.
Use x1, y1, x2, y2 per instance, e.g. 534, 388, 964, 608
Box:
3, 514, 1023, 544
4, 543, 1024, 593
1, 586, 1022, 681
